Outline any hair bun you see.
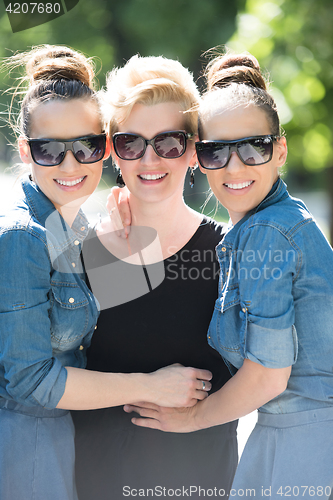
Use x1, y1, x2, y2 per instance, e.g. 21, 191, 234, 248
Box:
206, 52, 267, 92
24, 45, 95, 88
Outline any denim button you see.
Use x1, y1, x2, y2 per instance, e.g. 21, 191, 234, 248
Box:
69, 297, 75, 304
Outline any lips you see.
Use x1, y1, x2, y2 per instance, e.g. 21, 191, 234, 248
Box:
55, 176, 86, 187
224, 180, 254, 190
138, 173, 167, 181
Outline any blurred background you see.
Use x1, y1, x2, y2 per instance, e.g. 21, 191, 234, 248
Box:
0, 0, 332, 454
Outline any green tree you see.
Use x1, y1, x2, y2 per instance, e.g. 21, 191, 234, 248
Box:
226, 0, 333, 240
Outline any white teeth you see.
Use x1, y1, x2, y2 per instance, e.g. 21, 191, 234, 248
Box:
139, 173, 167, 181
56, 176, 85, 187
225, 181, 254, 190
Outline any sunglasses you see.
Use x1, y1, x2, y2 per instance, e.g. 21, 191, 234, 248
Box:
195, 135, 279, 170
113, 131, 193, 160
28, 134, 107, 167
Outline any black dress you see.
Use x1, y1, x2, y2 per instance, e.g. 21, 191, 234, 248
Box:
72, 218, 238, 500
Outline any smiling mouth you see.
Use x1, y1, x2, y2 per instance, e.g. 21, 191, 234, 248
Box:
139, 173, 167, 181
224, 181, 254, 190
55, 176, 86, 187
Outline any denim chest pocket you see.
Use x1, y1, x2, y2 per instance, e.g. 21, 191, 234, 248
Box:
49, 281, 89, 350
208, 285, 247, 369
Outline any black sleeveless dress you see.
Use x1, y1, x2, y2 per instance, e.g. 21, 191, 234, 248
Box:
72, 218, 238, 500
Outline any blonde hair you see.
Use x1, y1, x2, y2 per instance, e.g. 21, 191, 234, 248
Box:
101, 54, 200, 136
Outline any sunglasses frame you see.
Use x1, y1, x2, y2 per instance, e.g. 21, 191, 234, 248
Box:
112, 130, 194, 160
27, 133, 107, 167
195, 135, 279, 170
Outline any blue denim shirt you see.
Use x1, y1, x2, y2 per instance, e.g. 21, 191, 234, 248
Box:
208, 179, 333, 413
0, 175, 99, 409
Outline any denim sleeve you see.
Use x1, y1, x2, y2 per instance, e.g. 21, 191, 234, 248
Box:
237, 224, 299, 368
0, 229, 67, 408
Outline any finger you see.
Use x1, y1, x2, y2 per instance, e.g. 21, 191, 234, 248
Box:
195, 390, 209, 401
123, 402, 159, 413
131, 417, 162, 430
129, 407, 158, 418
197, 379, 212, 392
106, 187, 120, 212
118, 189, 131, 228
194, 368, 213, 381
107, 193, 124, 232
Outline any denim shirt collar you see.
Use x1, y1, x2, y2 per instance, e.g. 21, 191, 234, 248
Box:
21, 174, 89, 253
219, 178, 288, 253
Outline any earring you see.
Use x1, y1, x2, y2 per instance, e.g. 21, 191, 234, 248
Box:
116, 172, 126, 188
189, 167, 195, 188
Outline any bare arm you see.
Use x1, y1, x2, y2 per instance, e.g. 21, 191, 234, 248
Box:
124, 359, 291, 432
56, 364, 212, 411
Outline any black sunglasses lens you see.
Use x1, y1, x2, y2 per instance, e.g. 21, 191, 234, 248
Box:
238, 137, 273, 165
114, 134, 145, 160
196, 143, 230, 169
154, 132, 186, 158
73, 136, 106, 163
30, 141, 65, 166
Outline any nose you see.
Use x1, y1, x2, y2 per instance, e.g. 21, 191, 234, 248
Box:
58, 151, 81, 172
140, 144, 160, 165
225, 151, 246, 172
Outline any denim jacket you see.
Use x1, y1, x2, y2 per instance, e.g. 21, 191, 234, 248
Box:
0, 175, 99, 409
208, 179, 333, 413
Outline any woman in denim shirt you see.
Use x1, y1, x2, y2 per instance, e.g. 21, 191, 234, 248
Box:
0, 46, 211, 500
126, 53, 333, 499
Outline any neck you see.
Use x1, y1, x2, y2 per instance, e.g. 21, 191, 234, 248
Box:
57, 205, 80, 227
128, 193, 202, 259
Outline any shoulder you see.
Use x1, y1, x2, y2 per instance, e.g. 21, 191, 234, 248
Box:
0, 203, 48, 249
246, 194, 314, 239
200, 216, 227, 241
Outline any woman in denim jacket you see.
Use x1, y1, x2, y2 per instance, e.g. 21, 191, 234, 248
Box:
126, 53, 333, 499
0, 46, 211, 500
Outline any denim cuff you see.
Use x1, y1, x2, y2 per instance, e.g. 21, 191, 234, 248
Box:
30, 360, 67, 409
245, 323, 298, 368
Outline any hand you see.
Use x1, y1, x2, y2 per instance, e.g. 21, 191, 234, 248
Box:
106, 186, 132, 238
123, 402, 201, 433
147, 363, 212, 408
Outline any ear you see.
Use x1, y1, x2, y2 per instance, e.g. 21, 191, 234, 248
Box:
103, 135, 112, 160
275, 136, 288, 167
18, 137, 32, 164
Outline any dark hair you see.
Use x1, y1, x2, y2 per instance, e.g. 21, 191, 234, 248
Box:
4, 45, 99, 137
199, 52, 280, 139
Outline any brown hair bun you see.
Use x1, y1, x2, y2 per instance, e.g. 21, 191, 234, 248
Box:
24, 45, 95, 88
206, 53, 267, 92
